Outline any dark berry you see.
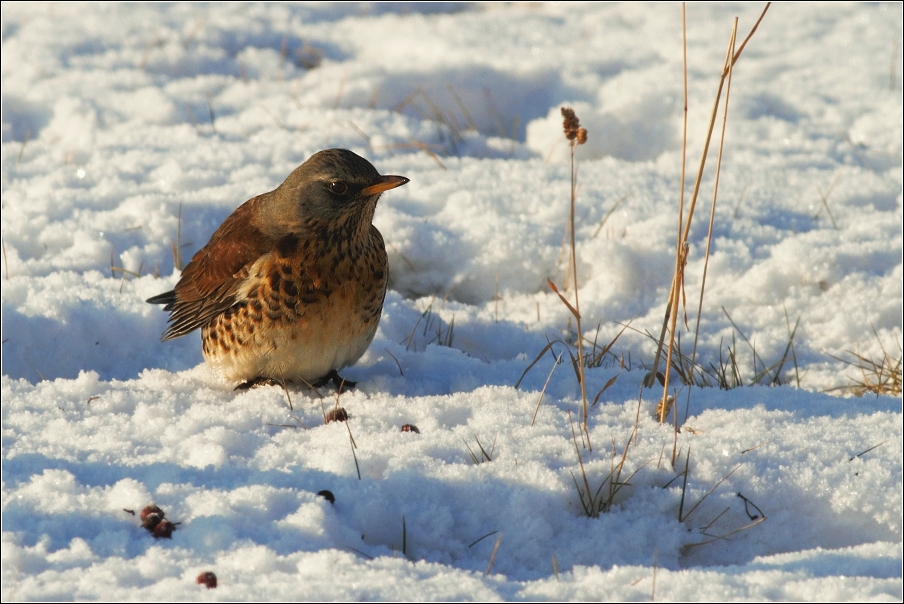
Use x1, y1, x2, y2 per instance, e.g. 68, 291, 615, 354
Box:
196, 571, 217, 589
152, 519, 175, 539
325, 407, 349, 423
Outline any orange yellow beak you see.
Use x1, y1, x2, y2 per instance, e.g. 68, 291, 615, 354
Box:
362, 175, 409, 196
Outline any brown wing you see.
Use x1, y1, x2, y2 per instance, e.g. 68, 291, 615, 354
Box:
151, 198, 275, 341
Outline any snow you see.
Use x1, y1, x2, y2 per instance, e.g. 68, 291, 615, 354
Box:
2, 2, 901, 601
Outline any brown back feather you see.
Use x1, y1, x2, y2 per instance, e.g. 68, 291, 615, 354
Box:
160, 198, 273, 340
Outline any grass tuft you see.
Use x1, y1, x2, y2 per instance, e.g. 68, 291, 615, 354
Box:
401, 293, 457, 352
569, 405, 647, 518
826, 330, 902, 397
464, 434, 496, 465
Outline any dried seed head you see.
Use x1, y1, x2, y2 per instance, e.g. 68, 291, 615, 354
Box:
656, 394, 675, 421
317, 490, 336, 504
196, 571, 218, 589
561, 107, 579, 139
561, 107, 588, 145
400, 424, 420, 433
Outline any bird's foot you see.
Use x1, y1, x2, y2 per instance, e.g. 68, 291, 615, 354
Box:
312, 370, 356, 393
235, 376, 286, 391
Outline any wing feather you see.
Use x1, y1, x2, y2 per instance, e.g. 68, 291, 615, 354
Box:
150, 199, 275, 341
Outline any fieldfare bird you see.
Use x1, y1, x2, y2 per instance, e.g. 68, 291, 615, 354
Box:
148, 149, 408, 390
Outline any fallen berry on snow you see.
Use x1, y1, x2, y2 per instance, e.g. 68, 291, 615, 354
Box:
152, 519, 176, 539
325, 407, 349, 423
140, 504, 165, 531
196, 571, 217, 589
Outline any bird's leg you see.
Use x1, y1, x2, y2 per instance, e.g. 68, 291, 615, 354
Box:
235, 376, 284, 391
312, 369, 357, 393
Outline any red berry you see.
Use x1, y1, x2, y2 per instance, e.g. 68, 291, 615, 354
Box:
140, 504, 165, 531
152, 520, 175, 539
325, 407, 349, 423
140, 504, 164, 522
400, 424, 420, 433
196, 571, 217, 589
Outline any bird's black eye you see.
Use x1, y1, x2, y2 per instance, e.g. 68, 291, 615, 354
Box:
329, 181, 348, 196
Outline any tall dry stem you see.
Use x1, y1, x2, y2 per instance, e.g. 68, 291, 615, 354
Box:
649, 5, 770, 397
650, 7, 768, 457
553, 107, 591, 446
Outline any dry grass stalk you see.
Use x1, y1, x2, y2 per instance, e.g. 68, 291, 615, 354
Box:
346, 421, 361, 480
688, 15, 736, 375
674, 15, 741, 435
682, 516, 766, 552
485, 532, 503, 576
721, 306, 803, 387
139, 33, 160, 70
172, 203, 184, 271
892, 36, 900, 91
815, 174, 841, 229
468, 530, 499, 548
782, 305, 802, 387
16, 129, 31, 166
591, 191, 632, 239
649, 5, 771, 394
446, 82, 478, 131
392, 87, 471, 157
343, 545, 374, 560
259, 105, 294, 131
590, 372, 620, 408
531, 351, 564, 426
514, 339, 557, 389
677, 446, 740, 523
484, 88, 508, 139
2, 238, 9, 279
585, 320, 630, 369
849, 440, 888, 461
384, 348, 404, 376
464, 434, 496, 464
407, 139, 447, 170
550, 107, 591, 445
682, 493, 766, 552
206, 93, 217, 134
401, 296, 456, 352
654, 12, 751, 458
276, 373, 295, 412
184, 102, 202, 136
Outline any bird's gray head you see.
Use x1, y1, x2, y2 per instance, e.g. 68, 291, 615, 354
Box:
269, 149, 408, 232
